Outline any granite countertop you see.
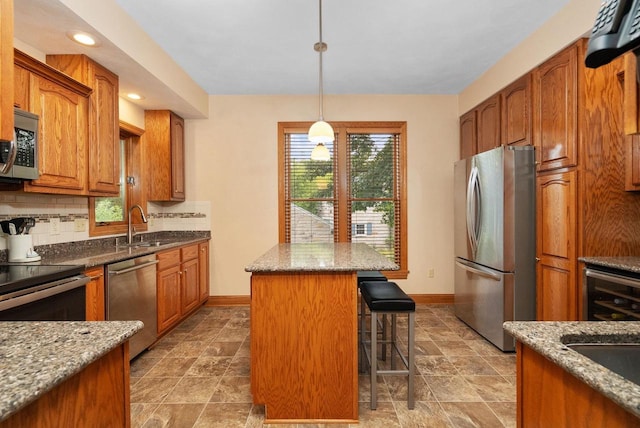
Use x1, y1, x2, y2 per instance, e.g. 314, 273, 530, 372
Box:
245, 243, 398, 272
30, 231, 211, 268
580, 256, 640, 274
0, 320, 142, 421
503, 321, 640, 418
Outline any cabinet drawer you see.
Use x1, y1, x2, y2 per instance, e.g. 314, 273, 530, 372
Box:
157, 248, 180, 271
181, 244, 199, 261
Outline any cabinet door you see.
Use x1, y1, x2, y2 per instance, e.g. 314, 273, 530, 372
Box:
157, 264, 181, 333
181, 258, 200, 315
198, 242, 209, 303
536, 170, 577, 320
0, 0, 13, 142
25, 73, 88, 192
170, 112, 185, 200
476, 95, 501, 154
84, 265, 105, 321
501, 74, 531, 146
459, 110, 477, 159
533, 44, 578, 172
88, 61, 120, 194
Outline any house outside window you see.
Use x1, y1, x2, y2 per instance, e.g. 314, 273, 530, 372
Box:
278, 122, 408, 279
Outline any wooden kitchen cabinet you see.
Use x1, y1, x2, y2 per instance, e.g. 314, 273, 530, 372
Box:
198, 241, 210, 303
13, 49, 91, 194
459, 109, 476, 159
0, 0, 13, 143
85, 265, 105, 321
46, 54, 120, 195
517, 342, 638, 427
180, 244, 200, 315
157, 248, 182, 333
532, 41, 579, 172
501, 74, 531, 147
144, 110, 186, 201
536, 169, 577, 321
476, 94, 501, 154
156, 242, 206, 334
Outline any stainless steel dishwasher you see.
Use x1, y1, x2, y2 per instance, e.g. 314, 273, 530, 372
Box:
106, 254, 159, 359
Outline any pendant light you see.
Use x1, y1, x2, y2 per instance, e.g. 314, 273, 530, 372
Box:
309, 0, 333, 161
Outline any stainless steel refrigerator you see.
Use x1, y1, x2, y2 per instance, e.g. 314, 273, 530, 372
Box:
454, 145, 536, 351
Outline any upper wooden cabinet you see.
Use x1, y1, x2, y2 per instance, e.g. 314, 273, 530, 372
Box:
532, 42, 579, 172
476, 95, 501, 154
459, 110, 476, 160
46, 54, 120, 195
14, 50, 91, 194
459, 74, 531, 158
501, 74, 531, 147
0, 0, 13, 143
144, 110, 186, 201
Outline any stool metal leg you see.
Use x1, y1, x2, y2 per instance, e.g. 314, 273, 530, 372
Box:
408, 311, 415, 409
370, 310, 378, 410
390, 313, 397, 370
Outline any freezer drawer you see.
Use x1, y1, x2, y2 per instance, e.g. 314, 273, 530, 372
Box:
454, 259, 515, 351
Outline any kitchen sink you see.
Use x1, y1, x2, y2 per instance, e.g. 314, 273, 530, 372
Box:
565, 343, 640, 385
135, 240, 172, 247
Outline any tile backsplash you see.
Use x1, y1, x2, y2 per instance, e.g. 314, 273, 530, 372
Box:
0, 192, 211, 249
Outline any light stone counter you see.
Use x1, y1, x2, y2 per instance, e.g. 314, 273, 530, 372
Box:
580, 256, 640, 274
503, 321, 640, 418
245, 243, 398, 272
0, 321, 142, 421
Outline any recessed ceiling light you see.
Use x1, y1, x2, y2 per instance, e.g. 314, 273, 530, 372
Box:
67, 31, 99, 47
127, 93, 144, 100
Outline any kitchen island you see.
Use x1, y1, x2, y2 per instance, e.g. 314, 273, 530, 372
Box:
504, 321, 640, 427
245, 243, 398, 423
0, 320, 142, 427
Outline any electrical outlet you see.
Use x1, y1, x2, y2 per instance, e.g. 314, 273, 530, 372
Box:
50, 218, 60, 235
148, 217, 156, 227
428, 268, 435, 278
74, 219, 87, 232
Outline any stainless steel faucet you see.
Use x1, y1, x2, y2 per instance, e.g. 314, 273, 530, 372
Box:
127, 204, 148, 244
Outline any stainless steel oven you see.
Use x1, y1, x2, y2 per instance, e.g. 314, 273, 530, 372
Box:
583, 266, 640, 321
0, 264, 88, 321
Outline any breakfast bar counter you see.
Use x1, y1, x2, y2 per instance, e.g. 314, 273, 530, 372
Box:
245, 243, 397, 423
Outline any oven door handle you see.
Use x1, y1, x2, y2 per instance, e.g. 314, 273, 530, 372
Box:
0, 275, 90, 312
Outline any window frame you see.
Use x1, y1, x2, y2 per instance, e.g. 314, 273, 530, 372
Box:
89, 121, 147, 237
278, 121, 408, 279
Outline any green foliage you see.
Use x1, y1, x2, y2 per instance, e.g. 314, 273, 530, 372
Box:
95, 197, 124, 223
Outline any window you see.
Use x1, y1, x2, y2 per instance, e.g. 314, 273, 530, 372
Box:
89, 122, 147, 236
278, 122, 408, 278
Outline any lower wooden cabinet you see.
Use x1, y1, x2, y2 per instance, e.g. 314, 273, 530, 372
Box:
180, 244, 200, 315
84, 265, 105, 321
198, 241, 209, 303
536, 170, 577, 320
157, 249, 182, 334
156, 241, 209, 334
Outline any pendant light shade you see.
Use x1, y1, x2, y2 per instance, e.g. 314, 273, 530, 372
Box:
308, 120, 334, 143
310, 142, 331, 161
309, 0, 334, 158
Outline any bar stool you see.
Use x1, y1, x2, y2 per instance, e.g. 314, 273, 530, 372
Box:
359, 280, 415, 410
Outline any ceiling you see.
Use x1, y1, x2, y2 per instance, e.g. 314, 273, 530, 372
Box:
13, 0, 573, 114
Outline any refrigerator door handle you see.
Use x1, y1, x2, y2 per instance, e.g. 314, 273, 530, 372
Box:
466, 165, 480, 257
456, 259, 502, 281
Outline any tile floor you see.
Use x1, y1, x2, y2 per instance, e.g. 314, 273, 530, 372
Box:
130, 304, 516, 427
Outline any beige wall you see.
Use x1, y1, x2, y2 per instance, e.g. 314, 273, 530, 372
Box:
459, 0, 601, 113
187, 94, 459, 296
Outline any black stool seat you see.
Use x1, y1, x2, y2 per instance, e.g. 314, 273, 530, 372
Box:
360, 281, 415, 312
357, 271, 387, 284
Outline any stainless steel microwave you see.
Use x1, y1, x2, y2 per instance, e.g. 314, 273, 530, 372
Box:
0, 108, 39, 182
